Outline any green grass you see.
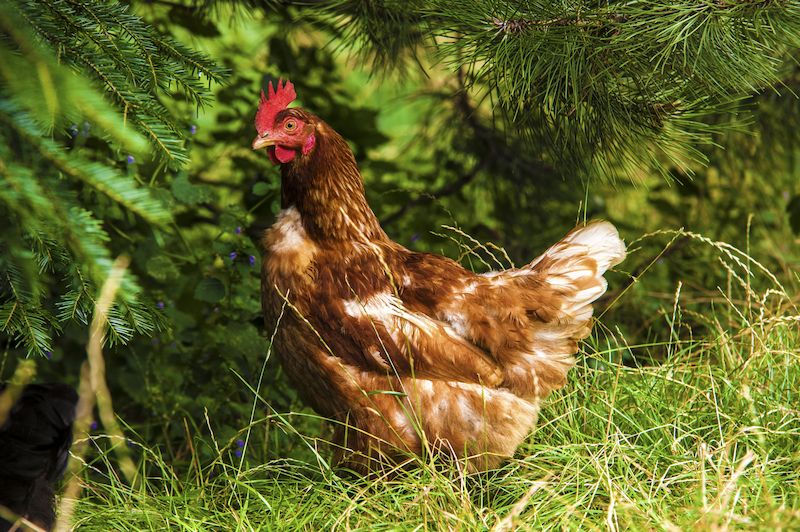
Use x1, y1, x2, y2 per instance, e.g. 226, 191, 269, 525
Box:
68, 234, 800, 531
70, 317, 800, 529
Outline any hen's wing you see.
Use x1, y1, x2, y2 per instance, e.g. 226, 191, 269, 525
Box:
304, 260, 541, 469
325, 284, 504, 387
401, 221, 626, 399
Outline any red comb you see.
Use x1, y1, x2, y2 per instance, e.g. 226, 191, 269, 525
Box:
255, 79, 297, 133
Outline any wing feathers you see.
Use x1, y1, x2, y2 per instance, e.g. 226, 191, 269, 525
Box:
341, 291, 503, 386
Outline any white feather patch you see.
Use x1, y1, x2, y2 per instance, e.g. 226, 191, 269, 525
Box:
342, 291, 437, 343
271, 206, 308, 253
561, 221, 626, 273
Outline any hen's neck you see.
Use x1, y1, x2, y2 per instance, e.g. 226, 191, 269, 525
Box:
281, 124, 387, 243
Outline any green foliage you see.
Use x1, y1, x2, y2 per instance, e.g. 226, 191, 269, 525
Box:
0, 5, 798, 528
15, 0, 225, 164
0, 0, 223, 357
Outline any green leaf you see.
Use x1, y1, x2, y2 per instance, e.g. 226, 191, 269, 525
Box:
146, 256, 179, 282
194, 277, 226, 303
171, 175, 215, 205
252, 182, 271, 196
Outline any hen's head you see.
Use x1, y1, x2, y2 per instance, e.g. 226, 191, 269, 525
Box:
252, 79, 317, 165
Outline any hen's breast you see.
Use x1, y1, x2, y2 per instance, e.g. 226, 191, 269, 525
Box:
261, 206, 318, 295
259, 206, 397, 418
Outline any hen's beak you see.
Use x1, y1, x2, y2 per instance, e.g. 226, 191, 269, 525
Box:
252, 135, 276, 150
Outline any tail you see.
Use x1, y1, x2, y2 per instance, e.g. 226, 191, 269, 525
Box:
531, 220, 626, 309
0, 383, 78, 531
532, 220, 626, 350
497, 221, 626, 398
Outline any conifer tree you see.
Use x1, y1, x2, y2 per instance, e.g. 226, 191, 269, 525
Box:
0, 1, 225, 356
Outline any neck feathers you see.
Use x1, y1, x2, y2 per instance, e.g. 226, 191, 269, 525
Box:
281, 121, 386, 242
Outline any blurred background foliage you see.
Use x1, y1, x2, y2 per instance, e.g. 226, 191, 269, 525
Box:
1, 0, 799, 464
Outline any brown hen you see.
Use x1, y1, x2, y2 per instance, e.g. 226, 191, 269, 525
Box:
253, 80, 626, 472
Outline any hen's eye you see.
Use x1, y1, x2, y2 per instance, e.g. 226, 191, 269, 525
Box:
284, 120, 297, 131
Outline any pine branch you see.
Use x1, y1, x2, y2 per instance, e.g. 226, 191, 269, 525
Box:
0, 102, 171, 225
0, 269, 61, 358
311, 0, 800, 179
490, 12, 627, 32
0, 0, 221, 357
10, 0, 226, 167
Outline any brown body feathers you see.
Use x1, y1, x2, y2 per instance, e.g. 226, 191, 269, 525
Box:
255, 86, 626, 472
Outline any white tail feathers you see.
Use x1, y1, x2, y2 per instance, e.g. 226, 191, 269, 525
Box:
558, 221, 626, 273
530, 220, 626, 321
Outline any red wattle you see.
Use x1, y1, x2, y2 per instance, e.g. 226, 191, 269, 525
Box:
275, 145, 297, 164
